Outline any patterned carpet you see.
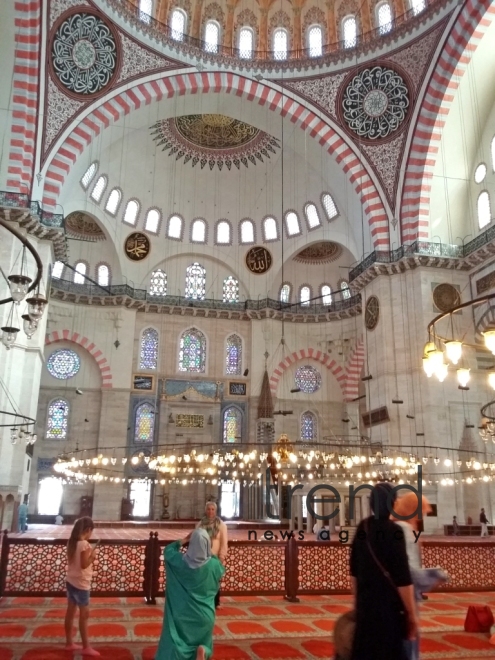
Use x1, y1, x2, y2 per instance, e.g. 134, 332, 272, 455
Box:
0, 592, 494, 659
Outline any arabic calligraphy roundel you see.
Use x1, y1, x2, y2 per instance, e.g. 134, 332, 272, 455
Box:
125, 232, 151, 262
50, 9, 119, 99
245, 246, 272, 275
339, 64, 410, 143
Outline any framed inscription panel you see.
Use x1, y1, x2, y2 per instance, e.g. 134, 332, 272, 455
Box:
245, 246, 272, 274
124, 232, 150, 261
132, 374, 155, 392
229, 382, 247, 395
176, 414, 204, 428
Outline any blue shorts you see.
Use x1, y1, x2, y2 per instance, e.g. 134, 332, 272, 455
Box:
66, 581, 90, 607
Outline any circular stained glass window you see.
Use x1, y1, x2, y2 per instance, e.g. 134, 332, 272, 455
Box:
47, 349, 81, 379
295, 365, 322, 394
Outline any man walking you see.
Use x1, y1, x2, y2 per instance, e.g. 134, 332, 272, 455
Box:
480, 508, 489, 537
452, 516, 460, 536
18, 498, 28, 533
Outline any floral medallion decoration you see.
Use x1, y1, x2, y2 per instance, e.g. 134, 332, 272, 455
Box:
51, 12, 119, 98
433, 283, 460, 312
365, 296, 380, 330
65, 212, 106, 241
150, 114, 280, 171
340, 66, 409, 141
294, 242, 342, 265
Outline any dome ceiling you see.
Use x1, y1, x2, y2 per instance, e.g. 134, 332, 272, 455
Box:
294, 242, 343, 264
150, 114, 280, 170
65, 211, 106, 241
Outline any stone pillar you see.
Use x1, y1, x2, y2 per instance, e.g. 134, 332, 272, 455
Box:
157, 0, 170, 23
225, 3, 235, 50
325, 0, 337, 47
259, 8, 268, 52
292, 7, 302, 53
360, 0, 372, 33
394, 0, 406, 19
191, 0, 204, 39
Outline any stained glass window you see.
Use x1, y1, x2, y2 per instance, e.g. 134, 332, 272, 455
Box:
145, 209, 161, 234
280, 283, 291, 303
305, 203, 321, 229
205, 20, 220, 53
240, 219, 255, 243
377, 2, 392, 34
322, 193, 339, 220
478, 192, 491, 229
140, 327, 159, 370
321, 284, 332, 305
343, 16, 357, 49
308, 25, 323, 57
47, 399, 69, 439
301, 411, 317, 441
185, 263, 206, 300
285, 211, 300, 236
134, 402, 155, 443
341, 280, 351, 299
97, 264, 110, 287
300, 285, 311, 306
179, 327, 206, 372
223, 406, 241, 443
168, 214, 183, 239
216, 220, 231, 244
295, 366, 322, 393
171, 8, 186, 40
226, 334, 242, 375
239, 27, 254, 59
81, 162, 97, 189
263, 217, 278, 241
191, 219, 206, 243
52, 261, 64, 279
223, 276, 239, 303
91, 176, 107, 202
47, 350, 81, 379
149, 269, 167, 296
74, 261, 87, 284
273, 28, 288, 60
105, 188, 121, 215
124, 200, 139, 226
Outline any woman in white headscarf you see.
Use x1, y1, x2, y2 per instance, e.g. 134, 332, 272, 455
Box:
156, 528, 225, 660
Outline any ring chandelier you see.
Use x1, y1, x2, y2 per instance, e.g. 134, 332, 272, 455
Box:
53, 440, 495, 488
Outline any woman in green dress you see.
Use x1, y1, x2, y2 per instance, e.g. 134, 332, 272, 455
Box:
156, 528, 225, 660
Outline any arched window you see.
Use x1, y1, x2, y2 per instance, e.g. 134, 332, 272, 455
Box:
191, 219, 207, 243
308, 25, 323, 57
105, 188, 121, 215
73, 261, 87, 284
478, 191, 491, 229
492, 136, 495, 172
411, 0, 425, 15
81, 162, 98, 189
52, 261, 64, 279
170, 8, 186, 40
305, 203, 321, 229
322, 193, 339, 220
285, 211, 301, 237
179, 327, 206, 372
263, 216, 278, 242
97, 264, 110, 287
340, 280, 351, 299
475, 163, 487, 184
240, 219, 255, 244
301, 411, 317, 441
167, 214, 183, 240
139, 0, 153, 23
149, 269, 167, 296
273, 28, 288, 60
223, 406, 241, 443
145, 208, 161, 234
91, 176, 107, 203
204, 20, 220, 53
216, 220, 231, 245
223, 276, 239, 303
377, 2, 392, 34
226, 334, 242, 374
134, 402, 155, 443
321, 284, 332, 305
239, 27, 254, 59
300, 285, 311, 306
47, 399, 69, 439
140, 327, 159, 370
185, 262, 206, 299
123, 200, 140, 226
342, 16, 357, 49
280, 283, 291, 303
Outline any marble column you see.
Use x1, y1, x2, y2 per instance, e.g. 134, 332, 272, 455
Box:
157, 0, 170, 23
259, 8, 268, 52
191, 0, 204, 39
292, 7, 302, 53
225, 4, 235, 49
325, 0, 337, 48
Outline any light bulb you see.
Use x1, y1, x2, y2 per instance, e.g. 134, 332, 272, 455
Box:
444, 458, 452, 467
445, 340, 462, 365
457, 368, 470, 387
436, 362, 448, 382
423, 356, 434, 377
483, 327, 495, 354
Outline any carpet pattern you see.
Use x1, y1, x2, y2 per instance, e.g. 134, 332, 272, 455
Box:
0, 592, 494, 659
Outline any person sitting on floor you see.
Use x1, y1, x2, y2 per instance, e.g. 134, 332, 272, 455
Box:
156, 528, 225, 660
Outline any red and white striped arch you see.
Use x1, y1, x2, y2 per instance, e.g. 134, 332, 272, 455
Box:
45, 329, 113, 389
6, 0, 41, 195
400, 0, 495, 244
343, 339, 365, 402
41, 71, 390, 248
269, 348, 346, 396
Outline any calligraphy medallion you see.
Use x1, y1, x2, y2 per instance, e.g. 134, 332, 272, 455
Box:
124, 232, 151, 261
245, 246, 272, 274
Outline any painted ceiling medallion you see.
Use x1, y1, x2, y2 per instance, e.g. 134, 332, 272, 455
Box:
150, 114, 280, 171
65, 212, 106, 241
51, 12, 118, 97
341, 66, 409, 141
365, 296, 380, 330
294, 242, 343, 264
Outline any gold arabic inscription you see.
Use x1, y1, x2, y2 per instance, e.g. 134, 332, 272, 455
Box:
245, 246, 272, 275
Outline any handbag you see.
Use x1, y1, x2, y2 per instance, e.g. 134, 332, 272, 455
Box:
464, 605, 494, 632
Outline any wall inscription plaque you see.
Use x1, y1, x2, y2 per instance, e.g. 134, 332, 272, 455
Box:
176, 414, 204, 428
245, 246, 272, 274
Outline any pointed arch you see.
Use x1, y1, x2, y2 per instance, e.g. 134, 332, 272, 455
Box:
269, 348, 345, 395
223, 405, 243, 443
45, 330, 113, 388
178, 326, 207, 372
